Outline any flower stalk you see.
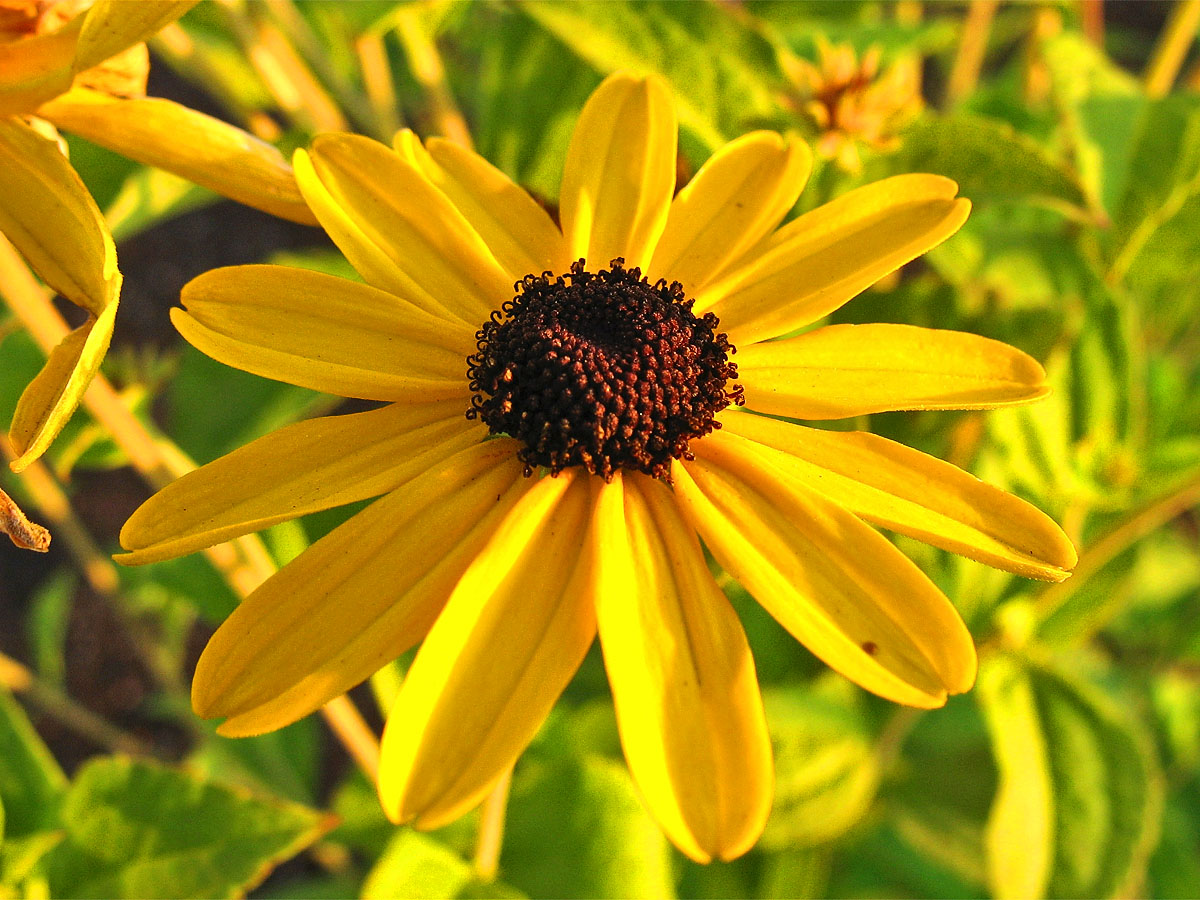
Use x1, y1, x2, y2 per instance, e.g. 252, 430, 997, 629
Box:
0, 235, 382, 775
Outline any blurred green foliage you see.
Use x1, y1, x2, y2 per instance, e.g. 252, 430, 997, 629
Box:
2, 0, 1200, 897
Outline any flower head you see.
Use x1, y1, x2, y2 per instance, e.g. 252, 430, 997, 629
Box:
119, 72, 1076, 862
789, 38, 922, 172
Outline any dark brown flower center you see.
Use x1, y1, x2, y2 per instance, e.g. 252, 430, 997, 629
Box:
467, 258, 743, 481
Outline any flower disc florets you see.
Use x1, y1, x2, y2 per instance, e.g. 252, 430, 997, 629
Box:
467, 258, 744, 481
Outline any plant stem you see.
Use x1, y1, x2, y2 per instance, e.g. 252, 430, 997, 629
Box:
474, 769, 512, 882
392, 7, 473, 148
1081, 0, 1105, 47
944, 0, 1000, 108
0, 238, 382, 778
1144, 0, 1200, 98
2, 438, 194, 708
0, 651, 155, 756
1034, 468, 1200, 623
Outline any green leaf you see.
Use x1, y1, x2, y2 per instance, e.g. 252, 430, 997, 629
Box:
455, 7, 601, 201
362, 830, 523, 900
501, 754, 674, 900
26, 569, 75, 688
168, 343, 329, 465
521, 0, 786, 154
188, 717, 322, 806
888, 113, 1088, 213
1109, 95, 1200, 271
1041, 31, 1143, 217
0, 686, 67, 839
757, 848, 831, 899
106, 167, 216, 244
977, 654, 1054, 900
978, 656, 1163, 900
41, 756, 333, 900
760, 685, 879, 849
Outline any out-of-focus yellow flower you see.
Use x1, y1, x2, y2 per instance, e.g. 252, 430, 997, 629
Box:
789, 38, 922, 173
118, 72, 1076, 861
1, 0, 317, 472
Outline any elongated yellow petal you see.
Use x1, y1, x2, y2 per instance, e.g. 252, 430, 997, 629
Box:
305, 134, 511, 326
294, 149, 461, 323
194, 440, 530, 735
118, 399, 483, 565
559, 72, 676, 271
38, 89, 316, 225
673, 437, 977, 708
0, 117, 118, 317
379, 470, 596, 828
736, 323, 1049, 418
8, 301, 118, 471
719, 414, 1077, 581
394, 131, 570, 281
698, 175, 970, 346
72, 1, 197, 72
649, 132, 811, 295
0, 18, 80, 115
174, 265, 474, 402
593, 473, 772, 863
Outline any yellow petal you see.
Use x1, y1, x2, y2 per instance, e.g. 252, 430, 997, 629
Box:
379, 469, 596, 828
649, 131, 811, 295
174, 265, 474, 402
736, 323, 1050, 418
673, 436, 977, 708
559, 72, 677, 271
117, 398, 483, 566
0, 117, 118, 316
0, 18, 81, 115
72, 1, 198, 73
38, 88, 317, 225
194, 439, 530, 735
698, 175, 970, 346
305, 134, 512, 326
592, 473, 772, 863
294, 148, 459, 323
719, 413, 1077, 581
8, 301, 118, 472
395, 130, 570, 281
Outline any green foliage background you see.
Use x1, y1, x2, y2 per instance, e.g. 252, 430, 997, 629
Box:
2, 1, 1199, 897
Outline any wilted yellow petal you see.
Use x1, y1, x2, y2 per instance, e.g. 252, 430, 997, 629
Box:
593, 473, 772, 863
72, 0, 198, 73
650, 131, 811, 294
698, 175, 969, 346
736, 323, 1050, 418
38, 88, 317, 225
674, 435, 977, 707
174, 265, 475, 401
0, 18, 80, 115
194, 440, 530, 735
9, 300, 118, 472
560, 72, 676, 271
720, 413, 1077, 581
0, 116, 118, 317
379, 470, 596, 828
118, 398, 484, 566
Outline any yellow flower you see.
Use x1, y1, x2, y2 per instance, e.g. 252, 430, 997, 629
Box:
789, 38, 922, 173
1, 0, 316, 472
118, 72, 1076, 862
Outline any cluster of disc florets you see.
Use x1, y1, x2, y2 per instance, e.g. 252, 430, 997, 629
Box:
467, 258, 743, 481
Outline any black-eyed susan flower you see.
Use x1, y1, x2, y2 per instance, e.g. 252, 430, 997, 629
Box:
1, 0, 315, 471
118, 72, 1076, 862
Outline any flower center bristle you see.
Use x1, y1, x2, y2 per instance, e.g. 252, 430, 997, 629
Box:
467, 258, 743, 481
